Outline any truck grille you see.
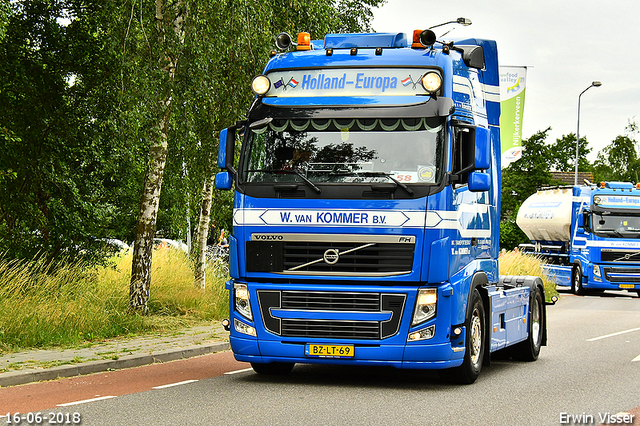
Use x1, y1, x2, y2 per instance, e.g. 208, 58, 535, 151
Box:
281, 320, 380, 339
257, 290, 406, 340
247, 234, 415, 277
601, 250, 640, 263
281, 291, 380, 311
603, 267, 640, 283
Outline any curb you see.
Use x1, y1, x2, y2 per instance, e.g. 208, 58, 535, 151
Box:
0, 341, 230, 388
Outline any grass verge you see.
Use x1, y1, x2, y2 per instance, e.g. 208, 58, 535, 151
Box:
0, 248, 228, 353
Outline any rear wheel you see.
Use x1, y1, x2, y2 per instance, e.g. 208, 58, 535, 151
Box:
251, 362, 295, 376
571, 265, 585, 295
449, 289, 485, 384
511, 285, 544, 361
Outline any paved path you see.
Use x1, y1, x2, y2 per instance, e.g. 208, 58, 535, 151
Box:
0, 323, 230, 388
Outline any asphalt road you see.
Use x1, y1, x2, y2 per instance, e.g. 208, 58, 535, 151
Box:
2, 289, 640, 426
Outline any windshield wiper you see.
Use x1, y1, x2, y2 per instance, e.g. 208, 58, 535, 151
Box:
330, 171, 414, 195
596, 228, 624, 237
246, 169, 321, 194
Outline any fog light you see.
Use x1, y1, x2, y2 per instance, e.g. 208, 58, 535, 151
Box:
234, 318, 257, 337
408, 325, 436, 341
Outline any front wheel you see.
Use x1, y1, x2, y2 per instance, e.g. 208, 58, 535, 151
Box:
571, 265, 585, 295
448, 289, 485, 384
511, 285, 544, 361
251, 362, 295, 376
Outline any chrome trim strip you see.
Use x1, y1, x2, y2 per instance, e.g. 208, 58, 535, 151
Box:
275, 270, 413, 277
251, 233, 415, 244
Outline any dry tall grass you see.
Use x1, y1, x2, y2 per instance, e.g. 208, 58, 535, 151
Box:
0, 248, 228, 352
499, 250, 558, 301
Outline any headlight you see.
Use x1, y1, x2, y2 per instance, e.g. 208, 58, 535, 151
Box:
251, 75, 271, 96
412, 288, 437, 326
421, 72, 442, 94
234, 283, 252, 320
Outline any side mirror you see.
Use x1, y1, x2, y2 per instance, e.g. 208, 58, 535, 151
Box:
218, 128, 237, 172
461, 45, 485, 70
474, 127, 490, 170
217, 128, 229, 169
215, 171, 233, 190
468, 172, 490, 192
577, 212, 584, 228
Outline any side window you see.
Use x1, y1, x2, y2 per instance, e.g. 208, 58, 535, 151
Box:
452, 125, 476, 184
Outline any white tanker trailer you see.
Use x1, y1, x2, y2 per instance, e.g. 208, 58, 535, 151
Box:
516, 182, 640, 296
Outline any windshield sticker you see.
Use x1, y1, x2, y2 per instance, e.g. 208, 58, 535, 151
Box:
594, 195, 640, 209
265, 68, 439, 97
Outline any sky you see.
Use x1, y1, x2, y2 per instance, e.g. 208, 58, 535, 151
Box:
371, 0, 640, 162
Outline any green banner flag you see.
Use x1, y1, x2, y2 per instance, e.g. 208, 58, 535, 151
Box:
500, 66, 527, 168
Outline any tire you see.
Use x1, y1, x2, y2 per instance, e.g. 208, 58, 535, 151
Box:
571, 265, 585, 295
448, 289, 485, 384
511, 285, 544, 361
251, 362, 295, 376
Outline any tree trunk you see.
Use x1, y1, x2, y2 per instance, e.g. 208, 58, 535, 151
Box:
193, 173, 215, 289
129, 0, 186, 314
129, 103, 171, 314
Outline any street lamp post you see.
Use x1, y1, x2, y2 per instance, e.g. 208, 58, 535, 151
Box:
575, 81, 602, 185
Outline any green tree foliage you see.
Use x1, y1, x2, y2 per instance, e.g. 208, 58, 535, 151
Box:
593, 131, 640, 182
548, 133, 592, 173
0, 0, 136, 260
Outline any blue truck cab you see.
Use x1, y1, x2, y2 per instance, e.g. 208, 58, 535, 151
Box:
216, 29, 547, 383
518, 182, 640, 296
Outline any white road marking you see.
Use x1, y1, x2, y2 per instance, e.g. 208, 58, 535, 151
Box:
57, 395, 116, 406
587, 327, 640, 342
152, 379, 199, 389
224, 368, 254, 375
632, 354, 640, 362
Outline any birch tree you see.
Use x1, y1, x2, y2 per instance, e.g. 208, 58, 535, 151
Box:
129, 0, 187, 314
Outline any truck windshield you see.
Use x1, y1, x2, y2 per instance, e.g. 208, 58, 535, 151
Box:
241, 117, 445, 185
593, 212, 640, 238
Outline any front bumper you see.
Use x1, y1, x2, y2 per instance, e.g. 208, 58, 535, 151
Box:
230, 334, 465, 369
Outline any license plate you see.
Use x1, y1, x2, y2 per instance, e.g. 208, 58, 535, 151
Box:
305, 344, 354, 358
620, 284, 636, 289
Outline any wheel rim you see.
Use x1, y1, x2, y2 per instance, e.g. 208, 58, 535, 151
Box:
573, 269, 581, 291
531, 295, 541, 346
470, 308, 482, 366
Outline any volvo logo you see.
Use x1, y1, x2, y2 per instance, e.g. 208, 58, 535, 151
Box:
323, 249, 340, 265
